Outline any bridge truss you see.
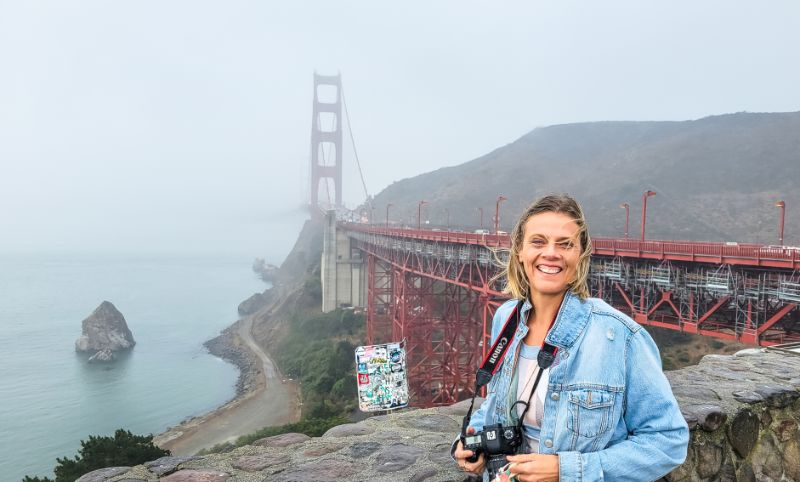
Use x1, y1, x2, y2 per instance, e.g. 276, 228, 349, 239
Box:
346, 224, 800, 407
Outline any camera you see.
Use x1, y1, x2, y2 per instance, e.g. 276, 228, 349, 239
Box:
462, 423, 523, 479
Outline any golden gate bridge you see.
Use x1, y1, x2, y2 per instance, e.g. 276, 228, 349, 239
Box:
307, 73, 798, 407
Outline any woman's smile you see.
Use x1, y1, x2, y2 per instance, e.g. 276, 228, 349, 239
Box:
518, 211, 581, 299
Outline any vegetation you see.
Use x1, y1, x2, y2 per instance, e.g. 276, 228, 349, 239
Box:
22, 429, 169, 482
369, 112, 800, 245
197, 415, 348, 455
275, 308, 364, 418
199, 307, 366, 455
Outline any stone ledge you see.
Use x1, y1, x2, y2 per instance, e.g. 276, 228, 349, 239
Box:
89, 349, 800, 482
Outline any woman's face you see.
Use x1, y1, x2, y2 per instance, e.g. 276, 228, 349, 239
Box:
518, 211, 582, 300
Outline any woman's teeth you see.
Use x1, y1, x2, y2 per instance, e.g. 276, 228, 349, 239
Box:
537, 265, 562, 274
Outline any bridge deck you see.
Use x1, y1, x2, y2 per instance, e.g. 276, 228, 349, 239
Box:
345, 224, 800, 270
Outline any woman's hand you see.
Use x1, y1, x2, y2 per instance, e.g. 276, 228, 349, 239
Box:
453, 428, 486, 475
505, 453, 559, 482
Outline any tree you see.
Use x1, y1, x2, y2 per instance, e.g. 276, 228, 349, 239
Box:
23, 429, 169, 482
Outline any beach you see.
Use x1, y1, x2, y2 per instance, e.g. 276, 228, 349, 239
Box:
153, 313, 300, 454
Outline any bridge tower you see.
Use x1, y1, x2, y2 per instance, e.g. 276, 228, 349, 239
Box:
310, 73, 343, 213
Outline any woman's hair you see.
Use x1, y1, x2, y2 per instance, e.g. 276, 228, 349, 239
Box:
502, 193, 592, 300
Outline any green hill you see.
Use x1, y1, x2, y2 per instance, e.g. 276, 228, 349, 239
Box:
372, 111, 800, 244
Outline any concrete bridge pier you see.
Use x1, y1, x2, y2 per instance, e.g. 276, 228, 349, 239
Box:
321, 211, 365, 312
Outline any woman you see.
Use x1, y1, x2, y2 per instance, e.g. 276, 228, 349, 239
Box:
453, 194, 688, 481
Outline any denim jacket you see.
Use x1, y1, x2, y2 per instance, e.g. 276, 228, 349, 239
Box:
467, 292, 688, 481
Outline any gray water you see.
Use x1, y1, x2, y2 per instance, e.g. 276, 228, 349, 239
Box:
0, 253, 266, 481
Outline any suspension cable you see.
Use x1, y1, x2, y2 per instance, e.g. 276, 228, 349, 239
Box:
341, 83, 371, 204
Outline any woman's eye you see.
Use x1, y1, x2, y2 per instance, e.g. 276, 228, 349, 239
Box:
530, 239, 546, 247
559, 241, 574, 249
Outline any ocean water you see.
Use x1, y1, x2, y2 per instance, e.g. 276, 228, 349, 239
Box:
0, 253, 267, 481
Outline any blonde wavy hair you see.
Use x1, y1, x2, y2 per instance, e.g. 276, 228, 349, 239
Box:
500, 194, 592, 300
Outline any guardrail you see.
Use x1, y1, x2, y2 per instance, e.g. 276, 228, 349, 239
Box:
343, 223, 800, 270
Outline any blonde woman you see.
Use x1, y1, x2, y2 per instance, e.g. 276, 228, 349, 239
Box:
453, 194, 688, 481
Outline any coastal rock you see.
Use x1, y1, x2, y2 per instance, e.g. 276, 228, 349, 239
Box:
88, 348, 116, 363
75, 301, 135, 354
238, 292, 268, 316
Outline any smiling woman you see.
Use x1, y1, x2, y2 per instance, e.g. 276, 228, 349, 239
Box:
453, 194, 689, 482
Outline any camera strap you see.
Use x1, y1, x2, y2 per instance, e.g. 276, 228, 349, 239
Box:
461, 299, 560, 440
461, 299, 524, 440
474, 299, 526, 388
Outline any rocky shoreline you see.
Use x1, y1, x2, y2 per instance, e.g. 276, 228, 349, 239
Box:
203, 322, 261, 397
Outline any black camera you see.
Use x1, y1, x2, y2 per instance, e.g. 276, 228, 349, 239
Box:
462, 423, 523, 479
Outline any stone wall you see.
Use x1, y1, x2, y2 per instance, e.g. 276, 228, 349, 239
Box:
664, 348, 800, 482
76, 349, 800, 482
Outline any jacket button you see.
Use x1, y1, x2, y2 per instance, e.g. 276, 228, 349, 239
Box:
544, 439, 553, 448
550, 392, 559, 401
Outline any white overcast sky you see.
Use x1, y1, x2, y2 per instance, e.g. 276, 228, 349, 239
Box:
1, 1, 798, 260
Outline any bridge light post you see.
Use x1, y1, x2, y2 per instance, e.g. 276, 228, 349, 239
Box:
477, 207, 484, 229
386, 203, 393, 228
445, 208, 450, 230
776, 200, 786, 245
620, 203, 630, 239
495, 196, 507, 235
417, 200, 427, 231
640, 190, 656, 241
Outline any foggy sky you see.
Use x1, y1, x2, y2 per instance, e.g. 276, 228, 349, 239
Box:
1, 1, 798, 261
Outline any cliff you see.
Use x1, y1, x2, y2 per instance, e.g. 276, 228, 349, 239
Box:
75, 348, 800, 482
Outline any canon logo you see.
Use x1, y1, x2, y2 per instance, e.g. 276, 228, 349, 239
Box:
488, 337, 508, 364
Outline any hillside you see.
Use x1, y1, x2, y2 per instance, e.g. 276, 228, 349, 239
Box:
373, 111, 800, 244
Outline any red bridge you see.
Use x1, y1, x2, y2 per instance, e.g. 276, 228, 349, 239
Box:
324, 221, 800, 407
307, 73, 798, 407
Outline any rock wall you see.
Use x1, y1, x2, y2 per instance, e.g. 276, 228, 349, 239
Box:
76, 349, 800, 482
665, 348, 800, 482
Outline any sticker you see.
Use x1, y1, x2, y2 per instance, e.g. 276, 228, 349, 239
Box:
355, 340, 409, 412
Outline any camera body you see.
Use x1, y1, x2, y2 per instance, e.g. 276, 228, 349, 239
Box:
462, 423, 523, 479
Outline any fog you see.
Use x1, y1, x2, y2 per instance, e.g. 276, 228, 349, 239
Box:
1, 1, 798, 262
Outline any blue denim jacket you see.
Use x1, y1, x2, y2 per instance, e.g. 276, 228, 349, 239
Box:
468, 292, 688, 481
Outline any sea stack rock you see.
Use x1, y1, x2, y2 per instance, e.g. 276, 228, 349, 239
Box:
75, 301, 135, 357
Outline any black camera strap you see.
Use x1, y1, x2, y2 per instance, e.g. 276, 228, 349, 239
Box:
461, 299, 560, 441
461, 299, 524, 441
514, 342, 557, 432
474, 299, 525, 388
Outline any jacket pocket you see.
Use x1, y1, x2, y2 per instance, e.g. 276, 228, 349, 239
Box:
566, 388, 615, 438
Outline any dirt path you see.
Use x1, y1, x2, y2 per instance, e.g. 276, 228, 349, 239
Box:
154, 315, 300, 455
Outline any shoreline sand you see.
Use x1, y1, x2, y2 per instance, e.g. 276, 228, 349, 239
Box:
153, 313, 300, 455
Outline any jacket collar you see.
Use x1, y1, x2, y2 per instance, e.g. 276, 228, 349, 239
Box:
521, 291, 591, 349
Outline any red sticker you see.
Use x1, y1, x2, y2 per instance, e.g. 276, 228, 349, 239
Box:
358, 373, 370, 385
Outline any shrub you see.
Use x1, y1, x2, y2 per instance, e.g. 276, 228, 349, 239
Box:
23, 429, 169, 482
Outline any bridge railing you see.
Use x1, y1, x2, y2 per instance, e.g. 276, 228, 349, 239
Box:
343, 223, 800, 270
593, 238, 799, 269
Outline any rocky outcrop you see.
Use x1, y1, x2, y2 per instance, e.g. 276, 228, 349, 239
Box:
238, 292, 269, 316
75, 301, 135, 358
252, 258, 279, 283
74, 348, 800, 482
